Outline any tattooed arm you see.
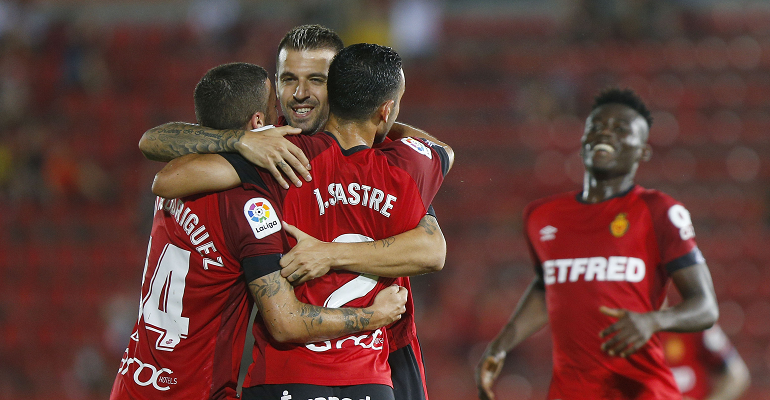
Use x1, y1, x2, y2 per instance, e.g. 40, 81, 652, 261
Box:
138, 122, 244, 162
139, 122, 309, 189
250, 271, 407, 343
279, 215, 446, 285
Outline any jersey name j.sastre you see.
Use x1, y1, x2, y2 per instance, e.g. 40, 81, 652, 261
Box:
244, 198, 281, 239
313, 182, 397, 217
543, 256, 646, 284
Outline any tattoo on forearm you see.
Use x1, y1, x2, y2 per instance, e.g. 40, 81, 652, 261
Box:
368, 236, 395, 249
418, 217, 437, 235
143, 124, 245, 160
253, 272, 375, 339
296, 304, 374, 338
249, 273, 282, 300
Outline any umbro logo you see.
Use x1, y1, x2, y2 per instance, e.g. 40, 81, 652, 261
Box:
540, 225, 557, 241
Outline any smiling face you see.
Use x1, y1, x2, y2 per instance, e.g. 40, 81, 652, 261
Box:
581, 103, 651, 180
276, 48, 337, 135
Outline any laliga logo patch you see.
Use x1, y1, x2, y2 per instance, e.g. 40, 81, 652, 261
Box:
610, 213, 629, 238
244, 198, 281, 239
401, 137, 432, 159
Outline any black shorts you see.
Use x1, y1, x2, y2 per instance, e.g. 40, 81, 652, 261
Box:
242, 383, 394, 400
389, 344, 427, 400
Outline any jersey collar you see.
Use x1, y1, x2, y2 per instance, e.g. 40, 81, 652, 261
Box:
575, 184, 637, 204
322, 131, 370, 156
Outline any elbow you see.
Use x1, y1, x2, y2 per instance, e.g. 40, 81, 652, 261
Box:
445, 146, 455, 172
423, 240, 446, 273
151, 173, 177, 198
266, 321, 308, 344
697, 298, 719, 330
423, 223, 447, 273
269, 331, 295, 344
138, 133, 159, 161
425, 251, 445, 273
704, 304, 719, 329
705, 292, 720, 328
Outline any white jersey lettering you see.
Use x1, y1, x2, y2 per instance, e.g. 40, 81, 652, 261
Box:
157, 198, 221, 267
543, 257, 646, 284
306, 328, 385, 353
119, 350, 177, 391
313, 182, 398, 217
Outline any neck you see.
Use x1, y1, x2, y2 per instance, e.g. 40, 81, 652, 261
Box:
324, 114, 377, 149
581, 170, 637, 203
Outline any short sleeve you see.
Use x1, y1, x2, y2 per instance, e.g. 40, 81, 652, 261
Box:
522, 201, 545, 288
220, 153, 267, 189
640, 191, 704, 272
377, 137, 447, 211
218, 187, 290, 264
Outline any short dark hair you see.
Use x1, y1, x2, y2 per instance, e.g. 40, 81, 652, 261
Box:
327, 43, 403, 121
592, 87, 653, 128
194, 63, 269, 130
277, 24, 344, 57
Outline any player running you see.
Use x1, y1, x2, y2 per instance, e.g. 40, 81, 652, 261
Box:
476, 88, 718, 400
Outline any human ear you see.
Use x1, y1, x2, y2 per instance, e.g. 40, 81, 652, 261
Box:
641, 144, 652, 162
379, 100, 394, 124
248, 112, 265, 130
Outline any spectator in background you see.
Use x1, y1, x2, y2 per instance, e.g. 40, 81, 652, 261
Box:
661, 324, 750, 400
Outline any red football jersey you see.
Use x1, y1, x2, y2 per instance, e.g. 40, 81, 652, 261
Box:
110, 186, 289, 400
661, 325, 734, 399
237, 132, 448, 388
524, 185, 705, 400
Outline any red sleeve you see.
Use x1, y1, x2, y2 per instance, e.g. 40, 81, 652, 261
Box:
377, 137, 446, 209
218, 187, 290, 262
640, 190, 704, 271
523, 198, 549, 287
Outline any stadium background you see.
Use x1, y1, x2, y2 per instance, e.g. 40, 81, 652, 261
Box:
1, 0, 769, 398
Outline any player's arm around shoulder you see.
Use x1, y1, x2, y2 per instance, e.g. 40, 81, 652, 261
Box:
280, 215, 446, 284
139, 122, 245, 162
152, 153, 240, 199
141, 122, 308, 189
248, 269, 407, 343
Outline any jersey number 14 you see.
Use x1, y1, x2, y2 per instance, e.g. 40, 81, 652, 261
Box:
139, 238, 191, 352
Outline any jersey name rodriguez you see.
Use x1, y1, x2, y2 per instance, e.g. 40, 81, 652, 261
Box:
313, 182, 397, 217
155, 197, 223, 269
543, 256, 646, 285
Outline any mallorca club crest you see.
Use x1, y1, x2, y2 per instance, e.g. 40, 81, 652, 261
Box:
244, 198, 281, 239
610, 213, 629, 238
